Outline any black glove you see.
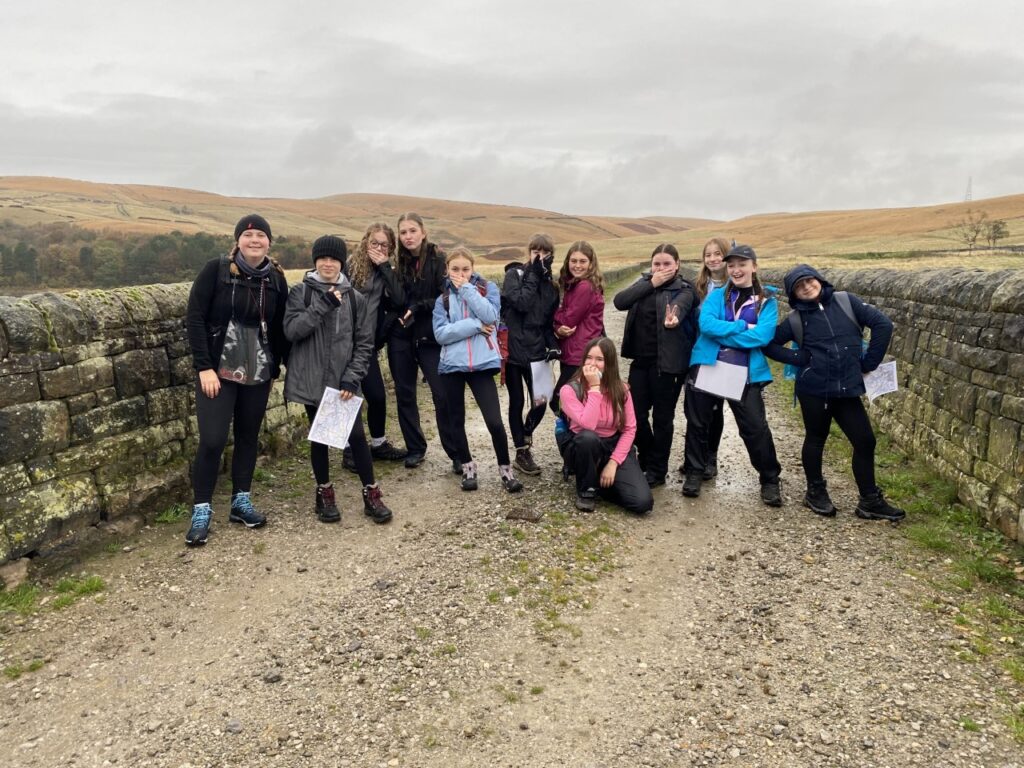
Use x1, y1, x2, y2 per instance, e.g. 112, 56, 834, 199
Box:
545, 347, 561, 361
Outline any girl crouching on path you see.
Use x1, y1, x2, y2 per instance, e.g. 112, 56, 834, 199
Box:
768, 264, 904, 521
283, 235, 393, 524
557, 337, 653, 514
682, 244, 783, 506
432, 247, 524, 493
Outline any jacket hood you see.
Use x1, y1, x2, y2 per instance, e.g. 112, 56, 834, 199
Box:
783, 264, 833, 307
504, 261, 526, 273
304, 270, 351, 290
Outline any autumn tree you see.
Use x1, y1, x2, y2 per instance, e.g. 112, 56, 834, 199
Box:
952, 209, 988, 256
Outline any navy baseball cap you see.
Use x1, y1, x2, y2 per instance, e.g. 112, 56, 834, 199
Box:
725, 244, 756, 262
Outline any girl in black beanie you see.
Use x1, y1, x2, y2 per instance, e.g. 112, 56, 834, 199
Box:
184, 214, 289, 546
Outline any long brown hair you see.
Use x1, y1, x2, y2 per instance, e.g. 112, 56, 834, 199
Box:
695, 237, 731, 298
396, 212, 431, 279
558, 240, 604, 294
348, 222, 396, 291
571, 337, 627, 431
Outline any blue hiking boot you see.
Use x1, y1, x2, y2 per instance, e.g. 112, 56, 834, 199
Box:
185, 503, 212, 546
229, 492, 267, 528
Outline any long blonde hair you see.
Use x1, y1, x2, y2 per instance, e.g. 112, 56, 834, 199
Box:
347, 222, 396, 291
695, 237, 731, 298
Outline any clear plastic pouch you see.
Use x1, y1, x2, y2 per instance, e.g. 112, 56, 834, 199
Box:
217, 319, 271, 385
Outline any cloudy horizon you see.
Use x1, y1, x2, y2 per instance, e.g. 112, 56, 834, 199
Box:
2, 0, 1022, 220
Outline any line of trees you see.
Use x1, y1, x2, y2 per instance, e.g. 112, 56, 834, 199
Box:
0, 222, 313, 289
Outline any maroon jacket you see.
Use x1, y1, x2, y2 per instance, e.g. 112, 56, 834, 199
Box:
552, 279, 605, 365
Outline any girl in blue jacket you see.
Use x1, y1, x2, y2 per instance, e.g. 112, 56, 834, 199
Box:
681, 244, 783, 506
769, 264, 904, 522
433, 247, 524, 493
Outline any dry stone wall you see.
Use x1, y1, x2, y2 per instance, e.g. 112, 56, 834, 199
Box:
759, 267, 1024, 543
0, 284, 307, 563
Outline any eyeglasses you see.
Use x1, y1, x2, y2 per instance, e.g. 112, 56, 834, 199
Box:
371, 240, 390, 250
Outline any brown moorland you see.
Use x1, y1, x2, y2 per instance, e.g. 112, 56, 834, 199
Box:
2, 176, 1022, 276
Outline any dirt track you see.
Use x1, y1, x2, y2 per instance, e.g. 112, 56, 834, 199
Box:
1, 306, 1022, 768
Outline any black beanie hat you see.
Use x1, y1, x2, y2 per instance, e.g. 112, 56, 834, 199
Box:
234, 213, 273, 242
311, 235, 347, 265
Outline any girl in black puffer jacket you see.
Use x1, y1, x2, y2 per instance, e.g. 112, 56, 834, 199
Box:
770, 264, 904, 522
501, 233, 561, 475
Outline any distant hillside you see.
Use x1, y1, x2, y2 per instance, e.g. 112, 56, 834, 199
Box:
0, 177, 719, 252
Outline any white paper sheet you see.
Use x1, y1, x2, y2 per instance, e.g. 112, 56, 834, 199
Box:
307, 388, 364, 449
863, 361, 898, 403
530, 360, 556, 408
693, 361, 747, 401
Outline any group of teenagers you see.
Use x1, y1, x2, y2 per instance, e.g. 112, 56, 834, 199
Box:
183, 212, 906, 546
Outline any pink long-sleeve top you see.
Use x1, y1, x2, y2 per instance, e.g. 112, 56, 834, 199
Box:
559, 384, 637, 466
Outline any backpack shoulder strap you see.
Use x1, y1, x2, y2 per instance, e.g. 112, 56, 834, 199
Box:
303, 283, 313, 307
787, 311, 803, 346
833, 291, 860, 329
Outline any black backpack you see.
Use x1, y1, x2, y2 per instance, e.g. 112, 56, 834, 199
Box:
786, 290, 858, 346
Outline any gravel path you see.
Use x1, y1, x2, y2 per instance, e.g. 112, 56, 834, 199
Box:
1, 304, 1021, 768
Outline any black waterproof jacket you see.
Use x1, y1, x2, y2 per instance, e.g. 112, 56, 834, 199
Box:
613, 273, 698, 375
346, 261, 406, 350
501, 258, 560, 366
770, 264, 893, 398
389, 242, 446, 346
185, 255, 289, 379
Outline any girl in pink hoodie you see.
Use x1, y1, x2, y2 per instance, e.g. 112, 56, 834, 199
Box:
556, 337, 653, 514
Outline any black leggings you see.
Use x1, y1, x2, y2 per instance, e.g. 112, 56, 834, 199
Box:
192, 378, 272, 504
304, 403, 375, 487
387, 334, 460, 459
505, 361, 548, 448
798, 393, 877, 496
440, 370, 511, 466
360, 352, 388, 440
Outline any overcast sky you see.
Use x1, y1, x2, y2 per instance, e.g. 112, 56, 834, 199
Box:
2, 0, 1022, 219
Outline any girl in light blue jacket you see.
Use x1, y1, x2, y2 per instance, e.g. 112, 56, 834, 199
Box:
433, 247, 523, 493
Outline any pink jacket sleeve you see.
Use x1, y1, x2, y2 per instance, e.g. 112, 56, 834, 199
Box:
610, 392, 637, 466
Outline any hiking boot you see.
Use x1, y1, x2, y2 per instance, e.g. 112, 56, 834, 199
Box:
513, 448, 541, 476
229, 492, 267, 527
702, 455, 719, 480
362, 485, 393, 524
342, 447, 357, 473
461, 461, 478, 491
760, 480, 783, 508
855, 491, 905, 522
500, 466, 524, 493
370, 440, 407, 461
315, 484, 341, 523
682, 473, 702, 498
804, 480, 837, 517
404, 452, 425, 469
575, 491, 596, 512
452, 459, 463, 475
645, 472, 665, 488
185, 503, 212, 546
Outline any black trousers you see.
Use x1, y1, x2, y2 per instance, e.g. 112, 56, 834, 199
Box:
557, 429, 653, 514
192, 378, 272, 504
798, 393, 878, 496
683, 380, 781, 484
550, 361, 579, 415
361, 352, 388, 440
440, 369, 511, 466
304, 403, 375, 487
505, 361, 548, 449
627, 361, 685, 480
387, 335, 460, 459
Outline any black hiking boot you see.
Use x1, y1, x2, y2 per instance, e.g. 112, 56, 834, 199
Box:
513, 447, 541, 476
371, 440, 407, 461
760, 480, 783, 508
315, 484, 341, 523
362, 485, 393, 524
702, 454, 719, 480
342, 447, 357, 473
682, 473, 702, 498
804, 480, 837, 517
855, 491, 905, 522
